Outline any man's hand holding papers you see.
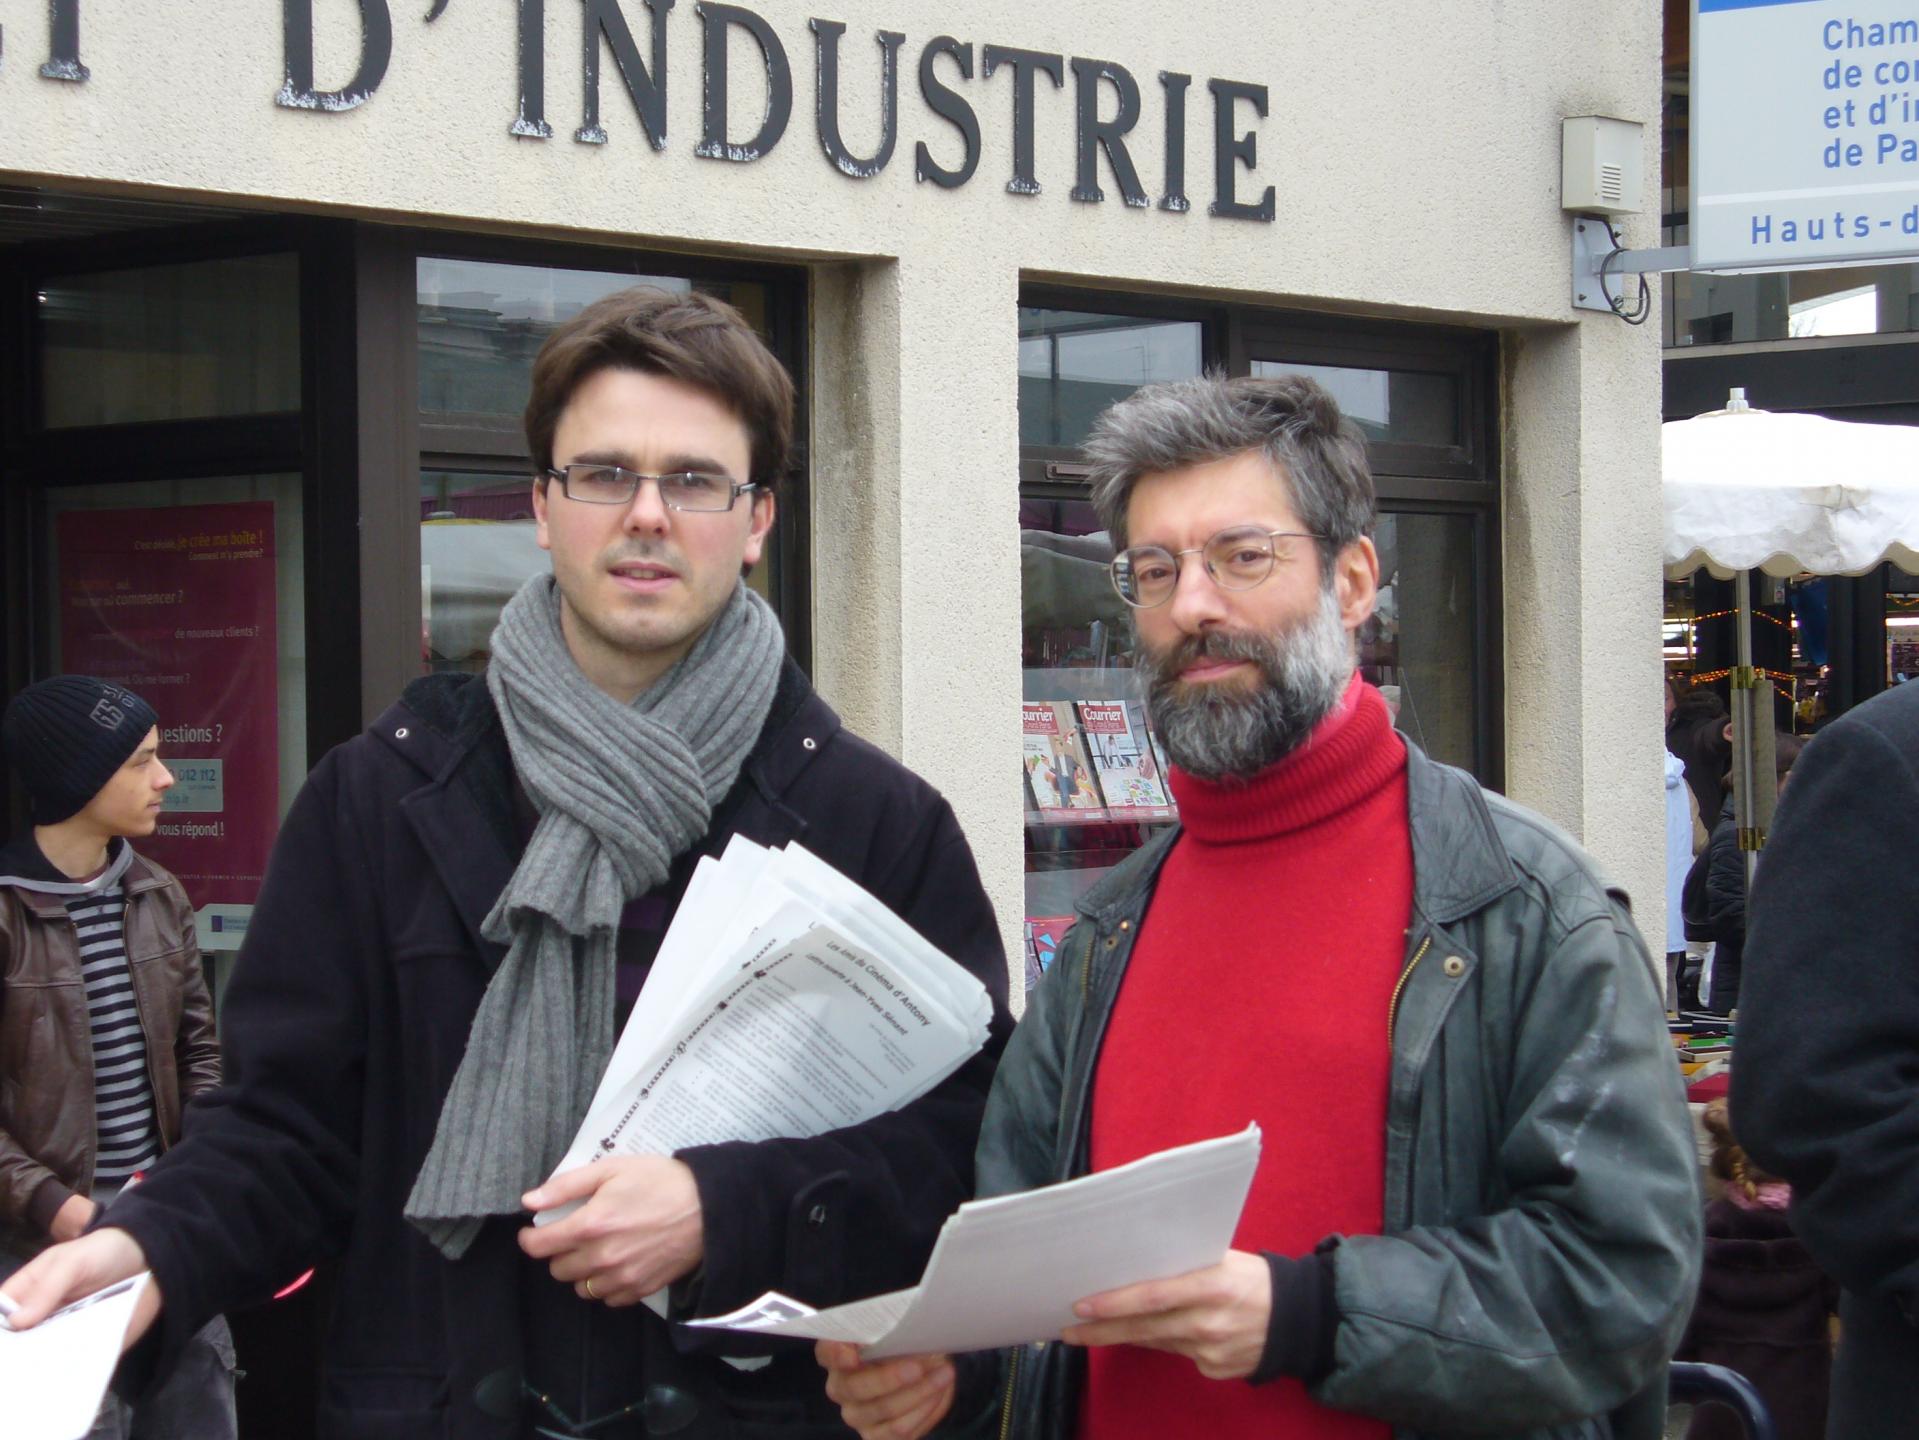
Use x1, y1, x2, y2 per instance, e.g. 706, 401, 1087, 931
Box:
811, 1122, 1269, 1440
520, 1155, 703, 1307
818, 1342, 955, 1440
0, 1227, 157, 1349
817, 1244, 1273, 1440
530, 836, 995, 1315
0, 1262, 159, 1440
697, 1126, 1259, 1357
816, 1244, 1273, 1440
1060, 1248, 1274, 1380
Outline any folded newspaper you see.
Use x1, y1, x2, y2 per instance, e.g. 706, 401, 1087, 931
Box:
687, 1126, 1261, 1359
538, 837, 995, 1223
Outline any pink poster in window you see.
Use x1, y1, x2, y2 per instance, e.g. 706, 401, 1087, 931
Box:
57, 502, 279, 910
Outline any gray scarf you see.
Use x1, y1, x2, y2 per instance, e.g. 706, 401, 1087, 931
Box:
405, 574, 784, 1259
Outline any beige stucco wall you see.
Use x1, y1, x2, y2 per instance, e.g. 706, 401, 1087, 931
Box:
0, 0, 1669, 984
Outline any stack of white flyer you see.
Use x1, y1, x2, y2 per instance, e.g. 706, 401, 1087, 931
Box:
688, 1125, 1261, 1359
538, 836, 995, 1222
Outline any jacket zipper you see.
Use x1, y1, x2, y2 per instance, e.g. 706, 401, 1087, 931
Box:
1386, 935, 1432, 1044
1056, 919, 1104, 1138
1013, 914, 1106, 1438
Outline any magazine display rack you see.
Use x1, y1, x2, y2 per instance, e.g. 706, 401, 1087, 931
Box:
1020, 505, 1178, 993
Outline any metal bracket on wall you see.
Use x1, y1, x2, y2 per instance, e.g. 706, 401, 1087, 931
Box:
1571, 218, 1691, 314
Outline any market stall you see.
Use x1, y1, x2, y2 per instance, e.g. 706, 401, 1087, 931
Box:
1664, 390, 1919, 880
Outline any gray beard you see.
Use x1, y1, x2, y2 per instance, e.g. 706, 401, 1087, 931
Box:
1139, 586, 1354, 782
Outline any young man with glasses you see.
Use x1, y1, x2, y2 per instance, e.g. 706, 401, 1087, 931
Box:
822, 375, 1699, 1440
5, 289, 1011, 1439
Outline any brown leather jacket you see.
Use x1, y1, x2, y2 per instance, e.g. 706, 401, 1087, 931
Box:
0, 842, 220, 1258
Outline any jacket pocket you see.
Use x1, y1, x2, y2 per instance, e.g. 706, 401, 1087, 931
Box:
318, 1366, 449, 1440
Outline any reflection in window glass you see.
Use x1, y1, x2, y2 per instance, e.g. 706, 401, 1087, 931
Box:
417, 258, 769, 425
40, 254, 301, 428
1251, 359, 1457, 447
1790, 283, 1876, 338
1019, 495, 1169, 945
1018, 309, 1202, 448
1360, 512, 1477, 771
1661, 245, 1919, 345
421, 472, 546, 673
1890, 593, 1919, 686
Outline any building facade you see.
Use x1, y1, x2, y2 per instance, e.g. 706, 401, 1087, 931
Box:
0, 0, 1669, 994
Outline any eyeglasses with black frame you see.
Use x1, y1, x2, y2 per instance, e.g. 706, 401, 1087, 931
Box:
1109, 525, 1324, 609
543, 463, 759, 513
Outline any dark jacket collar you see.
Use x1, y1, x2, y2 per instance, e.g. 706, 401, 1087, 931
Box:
369, 656, 832, 968
374, 656, 827, 793
1076, 739, 1517, 929
1402, 743, 1521, 924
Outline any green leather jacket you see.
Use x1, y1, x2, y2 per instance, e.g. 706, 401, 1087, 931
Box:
961, 741, 1701, 1440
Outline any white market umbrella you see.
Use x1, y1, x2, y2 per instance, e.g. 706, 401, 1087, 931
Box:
1663, 391, 1919, 874
1665, 402, 1919, 579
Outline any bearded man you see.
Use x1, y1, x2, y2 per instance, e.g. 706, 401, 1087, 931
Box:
820, 374, 1700, 1440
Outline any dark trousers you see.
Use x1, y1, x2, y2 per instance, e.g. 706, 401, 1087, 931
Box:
1829, 1288, 1919, 1440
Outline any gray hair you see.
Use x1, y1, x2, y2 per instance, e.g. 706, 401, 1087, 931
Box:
1083, 373, 1376, 563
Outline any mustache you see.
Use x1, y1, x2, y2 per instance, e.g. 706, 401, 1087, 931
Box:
1151, 628, 1277, 675
602, 542, 679, 568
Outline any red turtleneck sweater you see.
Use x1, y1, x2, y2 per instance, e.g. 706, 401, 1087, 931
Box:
1080, 678, 1410, 1440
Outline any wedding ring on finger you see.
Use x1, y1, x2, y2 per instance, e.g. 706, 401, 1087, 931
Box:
583, 1277, 599, 1302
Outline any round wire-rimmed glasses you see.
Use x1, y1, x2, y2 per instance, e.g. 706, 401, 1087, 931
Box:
1109, 525, 1322, 609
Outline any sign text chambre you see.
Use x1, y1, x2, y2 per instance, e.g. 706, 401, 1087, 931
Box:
18, 0, 1275, 221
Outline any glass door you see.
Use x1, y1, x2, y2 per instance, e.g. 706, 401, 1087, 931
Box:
6, 230, 320, 990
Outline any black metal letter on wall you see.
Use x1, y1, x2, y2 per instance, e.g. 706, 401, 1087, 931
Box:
1158, 71, 1190, 213
577, 0, 674, 147
914, 36, 979, 189
40, 0, 87, 82
696, 3, 791, 162
812, 19, 904, 179
511, 0, 551, 137
981, 45, 1063, 196
1069, 58, 1147, 207
1208, 78, 1275, 222
278, 0, 393, 112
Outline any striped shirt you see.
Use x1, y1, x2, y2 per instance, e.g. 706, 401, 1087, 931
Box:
64, 864, 161, 1189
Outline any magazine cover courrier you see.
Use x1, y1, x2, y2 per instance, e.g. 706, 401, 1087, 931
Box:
1074, 700, 1177, 819
1021, 702, 1106, 821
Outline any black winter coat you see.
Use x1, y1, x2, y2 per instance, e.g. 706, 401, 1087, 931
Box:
108, 661, 1010, 1439
1735, 679, 1919, 1440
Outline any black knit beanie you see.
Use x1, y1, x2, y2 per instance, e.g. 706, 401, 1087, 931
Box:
2, 676, 160, 825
